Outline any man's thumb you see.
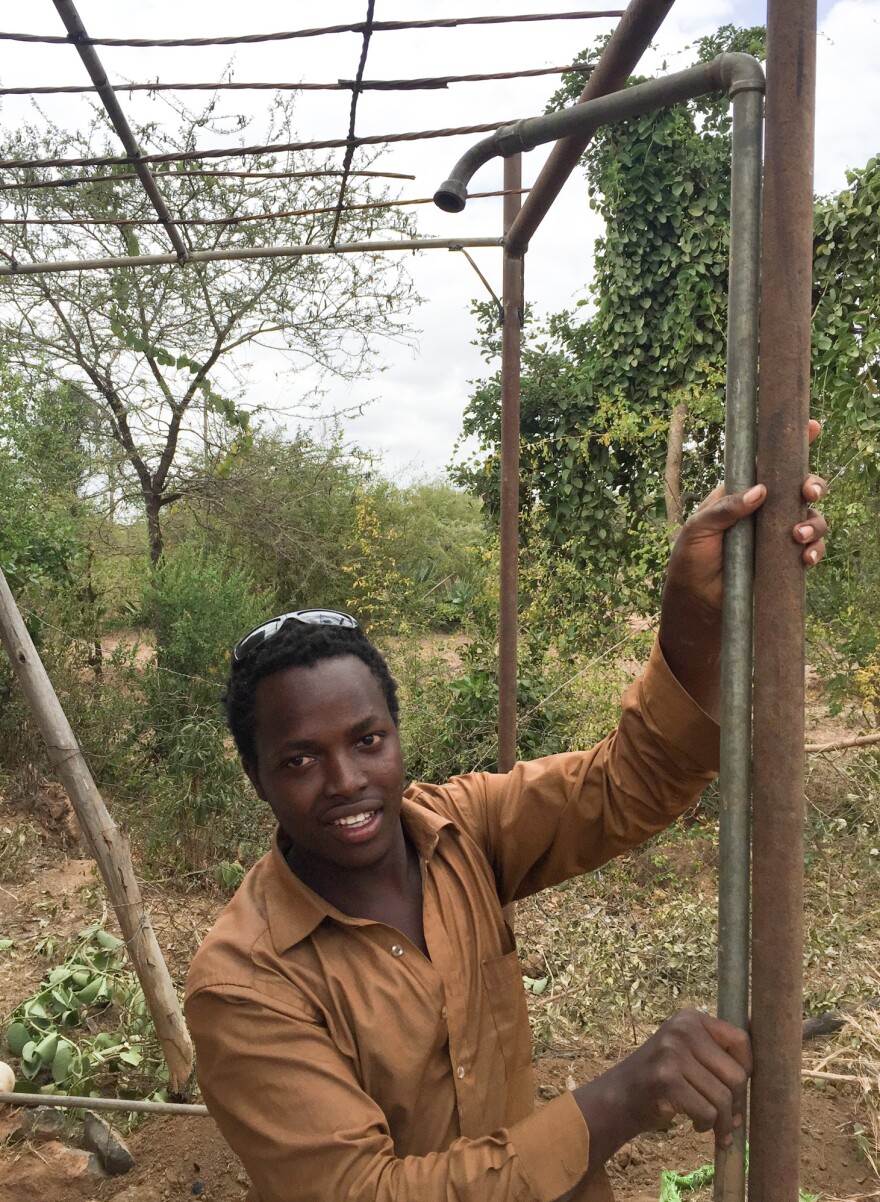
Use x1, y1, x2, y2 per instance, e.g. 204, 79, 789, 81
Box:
693, 484, 765, 533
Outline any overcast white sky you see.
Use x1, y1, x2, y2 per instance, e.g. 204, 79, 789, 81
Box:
4, 1, 879, 478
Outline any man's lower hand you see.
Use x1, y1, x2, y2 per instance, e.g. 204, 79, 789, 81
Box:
573, 1009, 752, 1169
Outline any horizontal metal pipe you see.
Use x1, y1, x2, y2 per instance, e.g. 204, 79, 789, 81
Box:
435, 58, 724, 212
0, 169, 417, 193
0, 237, 503, 277
0, 119, 527, 173
0, 11, 627, 48
0, 1090, 209, 1117
0, 188, 526, 227
0, 65, 596, 97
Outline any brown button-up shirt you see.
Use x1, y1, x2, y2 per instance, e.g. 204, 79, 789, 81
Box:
185, 641, 718, 1202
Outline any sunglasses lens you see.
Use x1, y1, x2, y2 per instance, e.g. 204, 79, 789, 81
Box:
293, 609, 358, 628
233, 609, 358, 661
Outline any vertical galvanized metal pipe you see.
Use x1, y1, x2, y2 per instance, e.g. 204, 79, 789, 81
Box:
749, 3, 817, 1199
505, 0, 677, 257
713, 76, 764, 1202
498, 155, 524, 772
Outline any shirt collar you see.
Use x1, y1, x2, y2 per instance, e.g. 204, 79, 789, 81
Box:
264, 792, 453, 956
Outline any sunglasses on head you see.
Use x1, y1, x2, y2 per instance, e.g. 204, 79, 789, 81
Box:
232, 609, 359, 662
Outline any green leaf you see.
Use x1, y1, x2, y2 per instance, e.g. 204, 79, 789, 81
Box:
74, 977, 104, 1006
6, 1022, 31, 1057
94, 930, 124, 951
33, 1032, 59, 1061
51, 1040, 77, 1085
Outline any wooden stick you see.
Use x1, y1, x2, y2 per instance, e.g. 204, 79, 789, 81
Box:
0, 1090, 208, 1116
805, 732, 880, 754
801, 1069, 865, 1083
0, 568, 194, 1092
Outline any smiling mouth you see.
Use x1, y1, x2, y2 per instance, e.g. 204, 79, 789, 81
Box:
331, 809, 377, 829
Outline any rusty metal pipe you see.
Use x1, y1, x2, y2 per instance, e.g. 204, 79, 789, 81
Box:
505, 0, 677, 255
498, 155, 524, 772
435, 59, 722, 212
713, 68, 765, 1202
748, 3, 817, 1200
52, 0, 189, 262
434, 55, 763, 216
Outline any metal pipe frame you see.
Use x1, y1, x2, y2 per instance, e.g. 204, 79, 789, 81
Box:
498, 155, 524, 772
436, 51, 767, 1201
434, 56, 766, 212
505, 0, 676, 256
1, 11, 628, 49
748, 3, 818, 1199
713, 74, 764, 1202
0, 237, 503, 278
52, 0, 189, 263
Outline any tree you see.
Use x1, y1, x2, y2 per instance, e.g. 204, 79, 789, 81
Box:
0, 368, 97, 588
0, 96, 418, 563
454, 25, 766, 611
806, 154, 880, 703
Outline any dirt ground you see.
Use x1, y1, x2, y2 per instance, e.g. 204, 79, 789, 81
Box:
1, 780, 877, 1202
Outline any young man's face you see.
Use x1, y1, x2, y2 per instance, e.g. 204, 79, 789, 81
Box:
245, 654, 406, 881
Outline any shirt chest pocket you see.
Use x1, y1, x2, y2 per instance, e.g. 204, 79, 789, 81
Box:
480, 949, 532, 1076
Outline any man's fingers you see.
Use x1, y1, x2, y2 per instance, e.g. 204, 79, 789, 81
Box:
681, 1057, 736, 1140
803, 473, 828, 503
794, 511, 828, 543
804, 538, 826, 567
808, 419, 822, 446
663, 1074, 720, 1136
794, 509, 828, 568
697, 1014, 753, 1076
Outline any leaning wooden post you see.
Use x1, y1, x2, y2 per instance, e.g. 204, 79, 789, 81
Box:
0, 566, 194, 1092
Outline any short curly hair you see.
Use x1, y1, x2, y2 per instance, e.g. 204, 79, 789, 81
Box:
223, 619, 399, 767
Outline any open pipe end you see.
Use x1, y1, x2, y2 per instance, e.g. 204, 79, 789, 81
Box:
433, 180, 467, 213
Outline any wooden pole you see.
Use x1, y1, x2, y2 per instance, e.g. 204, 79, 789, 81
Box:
0, 567, 194, 1092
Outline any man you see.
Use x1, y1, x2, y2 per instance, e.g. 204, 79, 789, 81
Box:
185, 444, 827, 1202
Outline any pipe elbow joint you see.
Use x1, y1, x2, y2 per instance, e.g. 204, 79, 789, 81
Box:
715, 52, 765, 98
433, 180, 468, 213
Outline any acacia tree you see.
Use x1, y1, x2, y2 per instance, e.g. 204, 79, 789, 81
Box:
0, 97, 418, 562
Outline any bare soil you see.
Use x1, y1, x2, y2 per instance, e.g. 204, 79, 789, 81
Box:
1, 776, 877, 1202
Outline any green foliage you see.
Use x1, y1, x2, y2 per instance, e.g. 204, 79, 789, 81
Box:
134, 545, 273, 868
0, 370, 93, 589
4, 925, 162, 1097
392, 575, 642, 784
807, 156, 880, 695
658, 1153, 817, 1202
455, 27, 766, 620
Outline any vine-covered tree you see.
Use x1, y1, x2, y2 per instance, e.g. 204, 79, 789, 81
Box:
0, 96, 418, 562
454, 25, 766, 610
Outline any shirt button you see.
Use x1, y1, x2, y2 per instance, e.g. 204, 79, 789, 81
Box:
391, 944, 404, 957
441, 1006, 448, 1019
456, 1065, 466, 1079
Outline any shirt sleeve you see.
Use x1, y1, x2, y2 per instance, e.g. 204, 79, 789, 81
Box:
186, 985, 596, 1202
417, 638, 720, 904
